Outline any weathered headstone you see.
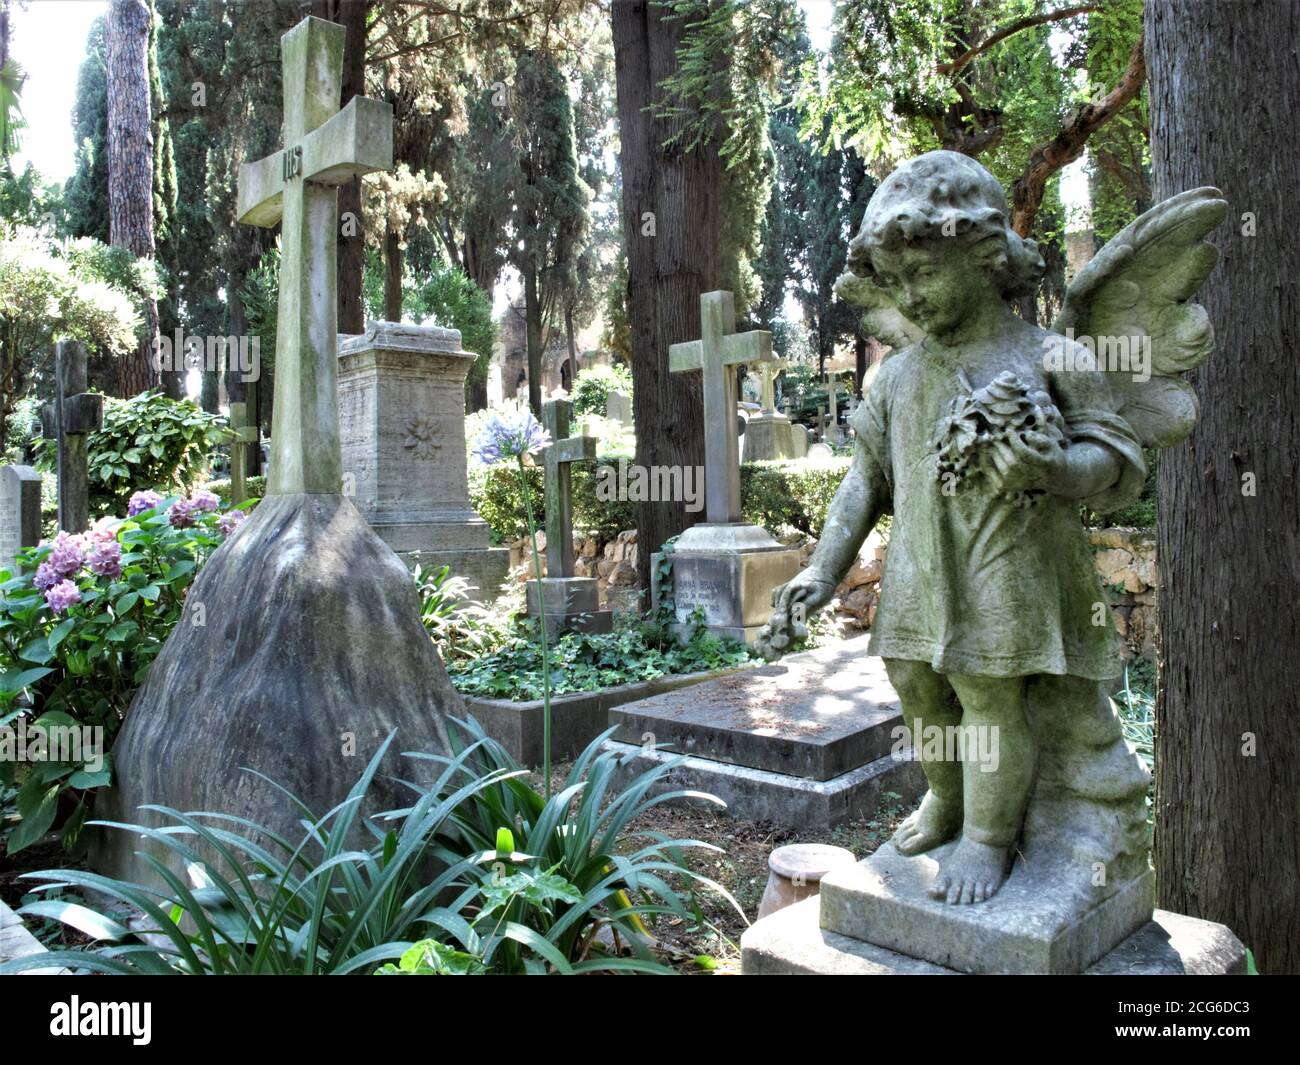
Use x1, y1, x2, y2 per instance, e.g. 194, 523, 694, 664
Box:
0, 465, 42, 575
745, 357, 803, 461
95, 16, 460, 887
605, 389, 632, 425
526, 398, 611, 635
337, 321, 508, 597
39, 341, 103, 534
823, 373, 847, 446
227, 400, 260, 505
660, 291, 799, 644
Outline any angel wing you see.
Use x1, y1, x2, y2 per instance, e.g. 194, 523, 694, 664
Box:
834, 270, 924, 352
1051, 187, 1227, 449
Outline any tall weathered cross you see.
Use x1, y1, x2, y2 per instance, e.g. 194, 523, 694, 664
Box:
236, 16, 392, 495
669, 291, 773, 524
540, 398, 596, 578
40, 341, 103, 533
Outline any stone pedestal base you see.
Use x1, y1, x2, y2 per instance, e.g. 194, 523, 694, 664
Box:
372, 513, 509, 600
819, 842, 1156, 974
741, 895, 1247, 975
665, 523, 800, 645
744, 413, 803, 461
526, 576, 613, 636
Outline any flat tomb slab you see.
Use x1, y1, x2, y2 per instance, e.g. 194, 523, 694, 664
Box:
602, 740, 925, 830
741, 895, 1247, 976
608, 635, 902, 781
818, 840, 1157, 975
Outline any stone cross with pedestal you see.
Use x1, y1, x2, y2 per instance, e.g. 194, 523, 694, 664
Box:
227, 400, 260, 505
39, 341, 103, 534
745, 357, 805, 462
526, 398, 611, 635
337, 321, 508, 597
95, 16, 460, 888
660, 291, 800, 644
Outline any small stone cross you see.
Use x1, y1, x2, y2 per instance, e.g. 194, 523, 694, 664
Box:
540, 399, 596, 578
40, 341, 103, 533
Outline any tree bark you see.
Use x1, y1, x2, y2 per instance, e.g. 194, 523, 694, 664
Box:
523, 262, 543, 416
106, 0, 159, 397
383, 226, 402, 322
613, 0, 721, 589
1148, 0, 1299, 975
315, 0, 368, 334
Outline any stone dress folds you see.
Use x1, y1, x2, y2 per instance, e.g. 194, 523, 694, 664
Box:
850, 324, 1148, 681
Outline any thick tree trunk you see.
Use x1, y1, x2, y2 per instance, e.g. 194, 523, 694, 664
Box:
523, 262, 543, 416
1148, 0, 1300, 975
106, 0, 159, 397
613, 0, 722, 588
315, 0, 368, 334
384, 227, 402, 322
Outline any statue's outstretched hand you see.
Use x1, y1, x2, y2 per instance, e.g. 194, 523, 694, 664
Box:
755, 569, 837, 661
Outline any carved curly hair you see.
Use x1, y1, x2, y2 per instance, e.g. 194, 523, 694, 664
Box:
847, 151, 1045, 299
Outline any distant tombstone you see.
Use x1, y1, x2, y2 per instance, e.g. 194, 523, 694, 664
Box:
227, 401, 260, 505
526, 398, 612, 636
338, 321, 508, 598
605, 389, 632, 425
746, 358, 803, 461
806, 442, 835, 461
824, 373, 848, 446
39, 341, 104, 533
0, 465, 42, 574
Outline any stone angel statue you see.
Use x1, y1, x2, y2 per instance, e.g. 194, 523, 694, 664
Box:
758, 150, 1224, 908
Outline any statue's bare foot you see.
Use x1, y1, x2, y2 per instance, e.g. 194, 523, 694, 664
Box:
929, 838, 1010, 905
891, 791, 962, 856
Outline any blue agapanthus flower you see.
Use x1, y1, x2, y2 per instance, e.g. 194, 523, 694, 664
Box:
472, 408, 553, 466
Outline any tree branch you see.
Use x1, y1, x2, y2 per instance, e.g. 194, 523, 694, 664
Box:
1009, 30, 1146, 236
937, 3, 1101, 76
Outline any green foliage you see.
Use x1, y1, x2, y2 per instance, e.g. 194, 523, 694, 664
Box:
469, 458, 638, 543
0, 727, 739, 975
36, 392, 226, 519
201, 475, 267, 507
412, 563, 510, 664
570, 363, 633, 418
448, 623, 754, 701
741, 458, 852, 539
0, 496, 246, 853
64, 16, 110, 243
1114, 659, 1155, 827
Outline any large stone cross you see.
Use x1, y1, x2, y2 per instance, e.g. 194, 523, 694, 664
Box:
236, 16, 392, 495
669, 291, 773, 524
540, 398, 595, 578
40, 341, 103, 533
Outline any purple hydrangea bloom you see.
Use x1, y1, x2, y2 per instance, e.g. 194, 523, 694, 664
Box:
217, 509, 247, 536
33, 561, 60, 591
169, 498, 197, 528
191, 489, 220, 513
472, 409, 552, 466
46, 531, 86, 580
128, 490, 164, 517
44, 579, 81, 614
86, 538, 123, 580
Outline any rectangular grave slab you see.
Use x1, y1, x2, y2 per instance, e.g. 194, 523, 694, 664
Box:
0, 465, 42, 574
604, 635, 925, 828
741, 895, 1247, 976
817, 839, 1157, 975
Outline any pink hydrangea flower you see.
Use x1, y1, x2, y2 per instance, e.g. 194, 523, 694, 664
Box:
169, 498, 197, 528
191, 490, 220, 513
44, 580, 81, 613
45, 531, 87, 580
127, 490, 164, 517
33, 560, 60, 591
87, 515, 121, 543
217, 509, 247, 536
86, 538, 123, 580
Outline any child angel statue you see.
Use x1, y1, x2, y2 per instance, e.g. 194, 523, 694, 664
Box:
758, 150, 1224, 906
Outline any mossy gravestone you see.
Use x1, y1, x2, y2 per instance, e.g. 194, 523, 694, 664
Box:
95, 17, 458, 884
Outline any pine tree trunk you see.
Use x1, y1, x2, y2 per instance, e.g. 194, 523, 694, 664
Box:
1147, 0, 1300, 975
106, 0, 159, 397
315, 0, 367, 334
613, 0, 721, 588
523, 262, 543, 416
384, 226, 402, 322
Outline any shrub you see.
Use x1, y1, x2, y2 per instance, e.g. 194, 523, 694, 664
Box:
741, 458, 851, 539
412, 563, 510, 664
570, 363, 633, 418
202, 475, 267, 507
0, 492, 250, 853
36, 391, 227, 519
469, 458, 638, 543
0, 727, 740, 975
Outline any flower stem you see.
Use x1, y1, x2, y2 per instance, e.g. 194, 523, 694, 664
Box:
517, 458, 552, 800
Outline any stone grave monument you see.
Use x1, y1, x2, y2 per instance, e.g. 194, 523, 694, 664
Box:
657, 290, 800, 645
227, 400, 260, 505
605, 389, 632, 426
743, 151, 1243, 974
0, 465, 42, 574
337, 320, 508, 597
743, 358, 804, 461
96, 16, 462, 885
39, 341, 103, 534
525, 397, 611, 635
